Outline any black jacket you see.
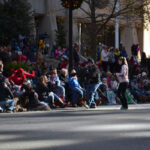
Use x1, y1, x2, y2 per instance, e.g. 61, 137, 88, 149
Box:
86, 65, 101, 84
23, 87, 40, 106
0, 83, 14, 101
73, 49, 80, 64
78, 67, 88, 85
36, 84, 49, 101
28, 90, 40, 105
60, 74, 68, 84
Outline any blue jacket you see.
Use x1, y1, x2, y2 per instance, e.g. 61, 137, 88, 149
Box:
69, 77, 80, 89
50, 76, 61, 86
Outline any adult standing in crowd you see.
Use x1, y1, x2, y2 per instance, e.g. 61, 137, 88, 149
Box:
97, 43, 102, 61
73, 43, 80, 69
108, 47, 115, 73
0, 60, 6, 84
141, 52, 147, 71
0, 60, 3, 77
101, 46, 109, 72
116, 57, 129, 110
85, 58, 101, 108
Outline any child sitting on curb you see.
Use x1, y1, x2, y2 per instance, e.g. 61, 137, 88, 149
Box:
68, 69, 85, 107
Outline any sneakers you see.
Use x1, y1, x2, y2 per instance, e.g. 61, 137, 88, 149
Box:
6, 110, 13, 113
83, 104, 89, 109
0, 107, 3, 113
120, 106, 128, 110
83, 104, 97, 109
90, 105, 97, 109
72, 104, 78, 107
50, 104, 56, 109
60, 104, 68, 108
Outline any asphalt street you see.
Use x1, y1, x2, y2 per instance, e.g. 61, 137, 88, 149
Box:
0, 104, 150, 150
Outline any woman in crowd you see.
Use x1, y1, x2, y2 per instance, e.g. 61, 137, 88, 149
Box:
36, 75, 66, 108
101, 46, 109, 72
20, 80, 50, 111
48, 68, 65, 99
116, 57, 129, 110
108, 48, 115, 73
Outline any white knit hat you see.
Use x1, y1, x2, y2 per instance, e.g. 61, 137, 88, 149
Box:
142, 72, 147, 77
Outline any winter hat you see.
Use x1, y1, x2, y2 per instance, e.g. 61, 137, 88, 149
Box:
87, 58, 94, 64
142, 72, 147, 77
102, 78, 107, 82
24, 80, 31, 85
16, 68, 24, 74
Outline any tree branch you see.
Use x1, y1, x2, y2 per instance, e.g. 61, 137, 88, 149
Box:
84, 0, 90, 5
80, 6, 91, 17
96, 0, 118, 34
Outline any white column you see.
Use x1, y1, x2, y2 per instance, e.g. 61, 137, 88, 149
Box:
143, 3, 150, 57
115, 2, 119, 49
79, 23, 82, 52
72, 21, 79, 44
131, 23, 138, 44
144, 26, 150, 57
46, 0, 57, 44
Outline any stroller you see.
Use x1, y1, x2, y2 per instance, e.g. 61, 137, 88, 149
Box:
97, 83, 108, 105
97, 83, 118, 105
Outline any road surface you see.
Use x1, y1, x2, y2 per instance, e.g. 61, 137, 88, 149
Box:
0, 104, 150, 150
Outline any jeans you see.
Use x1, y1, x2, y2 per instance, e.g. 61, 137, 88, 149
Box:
54, 85, 65, 98
117, 82, 129, 108
72, 87, 85, 104
45, 92, 64, 105
0, 99, 15, 112
86, 83, 100, 107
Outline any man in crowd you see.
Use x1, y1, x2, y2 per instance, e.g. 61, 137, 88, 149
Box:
85, 58, 101, 108
0, 80, 14, 113
0, 60, 14, 113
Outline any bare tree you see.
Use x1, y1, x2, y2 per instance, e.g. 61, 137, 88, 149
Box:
78, 0, 150, 60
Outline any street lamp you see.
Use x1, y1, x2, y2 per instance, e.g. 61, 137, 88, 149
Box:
69, 0, 74, 73
115, 1, 119, 49
61, 0, 83, 73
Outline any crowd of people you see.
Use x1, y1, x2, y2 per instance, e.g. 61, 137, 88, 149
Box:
0, 38, 150, 113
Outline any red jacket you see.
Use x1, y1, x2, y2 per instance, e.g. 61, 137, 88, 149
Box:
17, 55, 27, 62
9, 68, 35, 86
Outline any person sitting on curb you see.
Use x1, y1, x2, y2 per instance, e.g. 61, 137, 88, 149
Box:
48, 68, 66, 101
36, 75, 66, 109
19, 80, 50, 111
68, 69, 85, 107
9, 68, 35, 86
0, 79, 15, 113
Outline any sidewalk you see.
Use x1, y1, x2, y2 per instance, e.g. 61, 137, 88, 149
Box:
53, 103, 150, 112
9, 103, 150, 115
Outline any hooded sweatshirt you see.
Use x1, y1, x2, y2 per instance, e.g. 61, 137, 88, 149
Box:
116, 64, 129, 83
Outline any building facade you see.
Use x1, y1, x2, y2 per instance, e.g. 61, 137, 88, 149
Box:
28, 0, 148, 57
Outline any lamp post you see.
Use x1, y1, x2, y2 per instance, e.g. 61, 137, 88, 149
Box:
115, 1, 119, 49
69, 0, 74, 74
61, 0, 83, 73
